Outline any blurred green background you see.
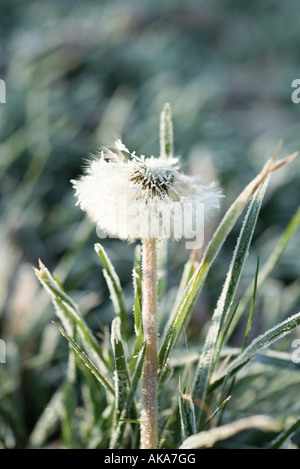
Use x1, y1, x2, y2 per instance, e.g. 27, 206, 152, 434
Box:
0, 0, 299, 447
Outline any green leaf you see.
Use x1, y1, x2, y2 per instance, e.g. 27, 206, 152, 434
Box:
109, 343, 146, 449
160, 102, 174, 159
132, 245, 142, 334
158, 156, 279, 380
241, 257, 259, 351
28, 348, 77, 448
192, 178, 269, 422
173, 254, 199, 312
229, 205, 300, 335
129, 245, 144, 375
201, 396, 232, 431
157, 240, 168, 301
179, 383, 196, 442
111, 317, 130, 421
211, 311, 300, 391
53, 321, 115, 395
269, 416, 300, 449
160, 143, 298, 381
34, 261, 109, 377
94, 243, 129, 336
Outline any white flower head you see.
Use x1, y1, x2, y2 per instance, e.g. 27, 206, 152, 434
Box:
71, 139, 222, 244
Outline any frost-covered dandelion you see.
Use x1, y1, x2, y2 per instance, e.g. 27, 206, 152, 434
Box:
71, 103, 222, 449
72, 136, 221, 245
34, 103, 299, 451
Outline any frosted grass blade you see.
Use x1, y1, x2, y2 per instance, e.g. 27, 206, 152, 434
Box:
211, 311, 300, 390
229, 205, 300, 335
269, 415, 300, 449
34, 260, 109, 377
28, 348, 77, 448
54, 322, 114, 395
179, 383, 196, 442
158, 164, 274, 380
241, 257, 259, 351
95, 243, 129, 336
129, 245, 144, 375
160, 102, 174, 159
110, 343, 146, 449
111, 317, 130, 422
192, 178, 269, 422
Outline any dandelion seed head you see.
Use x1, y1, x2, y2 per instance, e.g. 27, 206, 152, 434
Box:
72, 139, 222, 242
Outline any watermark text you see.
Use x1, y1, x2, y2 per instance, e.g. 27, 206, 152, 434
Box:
0, 79, 6, 104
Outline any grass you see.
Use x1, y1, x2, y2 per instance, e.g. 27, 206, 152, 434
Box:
1, 0, 300, 450
29, 106, 300, 449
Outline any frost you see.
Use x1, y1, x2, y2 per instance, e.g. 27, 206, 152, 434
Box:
114, 138, 129, 153
72, 141, 222, 242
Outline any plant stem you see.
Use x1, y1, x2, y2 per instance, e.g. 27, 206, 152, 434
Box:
140, 238, 158, 449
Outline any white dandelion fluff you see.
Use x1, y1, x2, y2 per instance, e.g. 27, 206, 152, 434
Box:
71, 139, 222, 243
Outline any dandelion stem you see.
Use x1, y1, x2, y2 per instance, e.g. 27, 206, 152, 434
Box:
141, 238, 158, 449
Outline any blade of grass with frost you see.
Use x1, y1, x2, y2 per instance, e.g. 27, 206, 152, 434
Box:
25, 220, 94, 346
34, 260, 109, 376
53, 321, 115, 395
34, 261, 73, 337
111, 317, 130, 425
241, 257, 259, 351
268, 415, 300, 449
157, 240, 168, 301
95, 243, 129, 336
28, 385, 68, 448
129, 245, 144, 374
229, 205, 300, 336
132, 245, 142, 334
253, 348, 300, 370
179, 415, 281, 449
28, 346, 77, 448
158, 143, 297, 379
200, 395, 231, 432
110, 343, 146, 449
179, 380, 196, 442
217, 346, 300, 371
173, 253, 199, 312
217, 303, 240, 355
211, 311, 300, 391
156, 102, 173, 300
160, 102, 174, 159
192, 177, 269, 420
